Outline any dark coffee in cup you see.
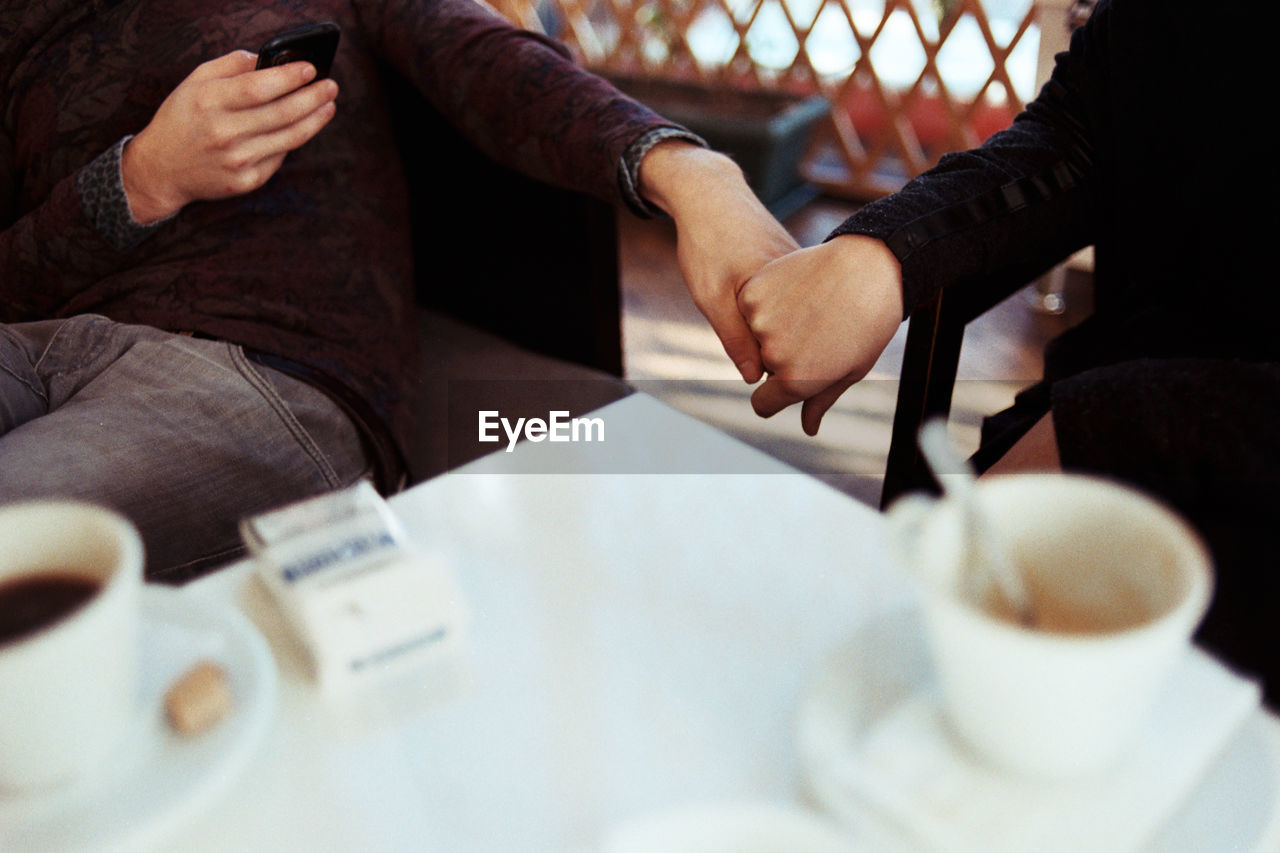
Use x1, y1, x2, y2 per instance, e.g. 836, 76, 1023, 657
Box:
0, 572, 101, 645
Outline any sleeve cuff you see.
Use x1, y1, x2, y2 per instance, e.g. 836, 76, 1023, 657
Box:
75, 136, 173, 252
617, 126, 708, 218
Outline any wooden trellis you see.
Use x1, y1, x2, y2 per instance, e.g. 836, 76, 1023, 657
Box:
489, 0, 1042, 200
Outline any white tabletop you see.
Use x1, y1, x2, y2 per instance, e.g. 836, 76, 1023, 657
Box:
157, 393, 1277, 853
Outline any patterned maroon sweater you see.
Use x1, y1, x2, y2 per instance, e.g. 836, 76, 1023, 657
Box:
1, 0, 682, 486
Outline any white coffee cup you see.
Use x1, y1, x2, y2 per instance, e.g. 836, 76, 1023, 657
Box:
886, 473, 1213, 779
0, 501, 144, 793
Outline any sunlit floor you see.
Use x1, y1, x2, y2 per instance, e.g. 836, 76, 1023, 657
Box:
618, 195, 1091, 507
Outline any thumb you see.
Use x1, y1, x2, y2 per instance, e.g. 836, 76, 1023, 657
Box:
750, 374, 806, 418
698, 294, 763, 384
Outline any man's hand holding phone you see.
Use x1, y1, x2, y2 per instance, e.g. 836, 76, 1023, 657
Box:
122, 48, 339, 224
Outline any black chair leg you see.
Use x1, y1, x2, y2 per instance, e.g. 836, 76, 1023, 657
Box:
881, 292, 966, 509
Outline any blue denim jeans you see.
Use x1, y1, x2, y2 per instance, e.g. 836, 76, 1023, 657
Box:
0, 315, 371, 583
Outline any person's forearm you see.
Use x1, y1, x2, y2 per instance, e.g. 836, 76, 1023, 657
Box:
828, 0, 1107, 314
360, 0, 675, 206
634, 138, 800, 383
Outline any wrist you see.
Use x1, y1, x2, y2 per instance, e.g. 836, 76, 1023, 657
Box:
826, 234, 906, 324
637, 141, 744, 219
120, 132, 184, 224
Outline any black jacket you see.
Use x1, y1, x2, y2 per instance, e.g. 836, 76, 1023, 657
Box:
834, 0, 1278, 700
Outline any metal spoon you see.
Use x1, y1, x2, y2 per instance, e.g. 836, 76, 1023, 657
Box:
917, 419, 1035, 626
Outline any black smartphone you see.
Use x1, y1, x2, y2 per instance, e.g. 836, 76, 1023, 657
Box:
255, 22, 341, 79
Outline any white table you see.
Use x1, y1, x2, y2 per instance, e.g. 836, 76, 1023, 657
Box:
168, 393, 1279, 852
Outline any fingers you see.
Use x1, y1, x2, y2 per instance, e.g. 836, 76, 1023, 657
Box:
800, 377, 857, 436
240, 94, 338, 165
191, 73, 336, 181
227, 79, 338, 159
229, 62, 324, 109
210, 92, 334, 196
698, 297, 764, 384
749, 377, 793, 419
186, 50, 259, 83
192, 50, 325, 113
257, 76, 338, 129
749, 373, 858, 436
750, 375, 825, 419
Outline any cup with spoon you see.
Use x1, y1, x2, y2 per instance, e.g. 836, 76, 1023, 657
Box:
884, 419, 1214, 778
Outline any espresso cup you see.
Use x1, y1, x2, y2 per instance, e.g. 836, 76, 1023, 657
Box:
0, 501, 144, 793
886, 473, 1213, 779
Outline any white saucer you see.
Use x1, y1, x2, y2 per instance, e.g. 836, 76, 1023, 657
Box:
0, 585, 277, 852
596, 801, 860, 853
796, 607, 1278, 853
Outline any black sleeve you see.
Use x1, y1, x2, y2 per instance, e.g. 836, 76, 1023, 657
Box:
827, 0, 1114, 313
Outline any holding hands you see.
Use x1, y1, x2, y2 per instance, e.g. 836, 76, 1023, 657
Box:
120, 55, 901, 436
638, 139, 905, 435
637, 141, 801, 383
122, 50, 339, 224
737, 235, 904, 435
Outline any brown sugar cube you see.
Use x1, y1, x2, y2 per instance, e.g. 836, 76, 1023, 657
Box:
165, 660, 233, 735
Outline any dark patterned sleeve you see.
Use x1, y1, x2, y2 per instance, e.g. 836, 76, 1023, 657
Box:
0, 138, 144, 322
618, 126, 709, 217
354, 0, 694, 209
75, 136, 175, 251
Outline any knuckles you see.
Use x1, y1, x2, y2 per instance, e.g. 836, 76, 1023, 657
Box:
207, 126, 237, 151
190, 85, 222, 115
223, 169, 264, 197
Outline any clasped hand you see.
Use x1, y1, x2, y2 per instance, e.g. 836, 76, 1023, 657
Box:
639, 142, 905, 436
735, 234, 905, 436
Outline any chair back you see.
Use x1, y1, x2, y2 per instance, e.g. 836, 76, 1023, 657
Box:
380, 64, 623, 377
